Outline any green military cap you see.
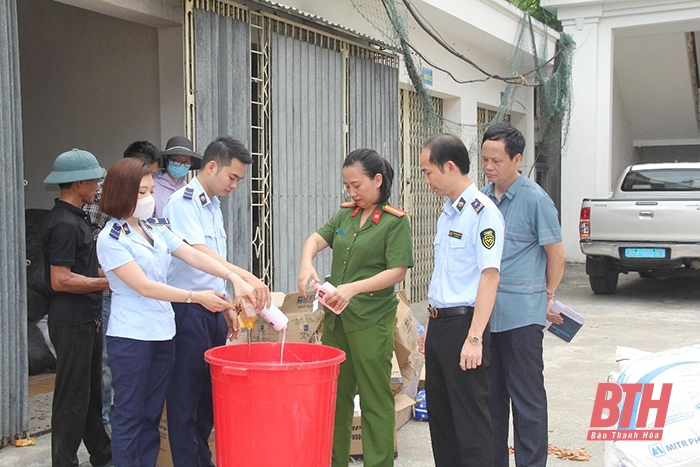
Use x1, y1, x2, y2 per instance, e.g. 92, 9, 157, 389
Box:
44, 148, 106, 184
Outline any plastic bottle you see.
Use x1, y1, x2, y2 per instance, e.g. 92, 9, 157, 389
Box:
237, 296, 289, 331
259, 303, 289, 331
237, 296, 257, 330
311, 280, 344, 315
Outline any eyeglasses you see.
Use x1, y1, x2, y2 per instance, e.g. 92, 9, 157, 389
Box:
170, 160, 191, 167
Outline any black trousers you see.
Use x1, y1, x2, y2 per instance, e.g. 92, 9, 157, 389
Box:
49, 320, 112, 467
108, 337, 174, 467
425, 313, 493, 467
167, 303, 227, 467
488, 324, 548, 467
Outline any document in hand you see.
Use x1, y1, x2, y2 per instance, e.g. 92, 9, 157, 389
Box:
546, 300, 586, 343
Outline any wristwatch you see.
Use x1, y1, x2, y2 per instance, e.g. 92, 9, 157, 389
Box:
467, 335, 482, 346
186, 290, 193, 304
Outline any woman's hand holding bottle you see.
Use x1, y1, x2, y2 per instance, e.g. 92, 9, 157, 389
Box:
227, 272, 257, 311
193, 290, 234, 313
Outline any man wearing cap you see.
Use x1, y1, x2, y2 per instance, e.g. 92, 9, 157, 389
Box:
154, 136, 203, 217
42, 149, 113, 467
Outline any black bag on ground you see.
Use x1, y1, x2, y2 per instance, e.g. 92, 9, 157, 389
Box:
28, 321, 56, 375
27, 287, 50, 323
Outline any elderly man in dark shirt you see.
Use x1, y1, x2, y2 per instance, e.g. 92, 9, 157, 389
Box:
43, 148, 112, 467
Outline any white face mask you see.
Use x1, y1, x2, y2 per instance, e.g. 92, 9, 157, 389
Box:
132, 195, 155, 219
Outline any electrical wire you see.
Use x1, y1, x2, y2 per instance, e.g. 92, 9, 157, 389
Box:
405, 40, 526, 85
351, 0, 559, 86
398, 0, 565, 86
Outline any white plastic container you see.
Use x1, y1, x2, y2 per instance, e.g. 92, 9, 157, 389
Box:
312, 280, 344, 315
258, 303, 289, 331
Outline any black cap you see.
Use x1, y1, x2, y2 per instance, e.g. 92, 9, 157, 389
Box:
161, 136, 203, 170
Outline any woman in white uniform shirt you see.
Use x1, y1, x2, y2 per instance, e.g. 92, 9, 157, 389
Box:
97, 158, 254, 467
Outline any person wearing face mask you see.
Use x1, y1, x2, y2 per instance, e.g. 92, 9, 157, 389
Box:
153, 136, 203, 217
297, 148, 414, 467
96, 158, 254, 467
82, 140, 162, 430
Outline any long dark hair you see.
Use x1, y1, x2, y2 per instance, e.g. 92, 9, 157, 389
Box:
343, 148, 394, 203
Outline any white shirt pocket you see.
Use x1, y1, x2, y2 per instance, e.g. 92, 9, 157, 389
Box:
447, 235, 469, 273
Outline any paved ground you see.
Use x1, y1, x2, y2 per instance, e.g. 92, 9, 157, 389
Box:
389, 263, 700, 467
2, 263, 699, 466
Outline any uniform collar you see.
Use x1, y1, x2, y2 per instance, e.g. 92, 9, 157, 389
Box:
187, 177, 218, 208
108, 219, 134, 239
444, 184, 477, 216
355, 200, 390, 226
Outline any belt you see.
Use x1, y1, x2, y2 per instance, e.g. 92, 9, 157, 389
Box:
428, 306, 474, 319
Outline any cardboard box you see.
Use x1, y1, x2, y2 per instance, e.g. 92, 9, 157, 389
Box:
349, 394, 415, 457
394, 291, 418, 367
393, 393, 416, 430
391, 351, 423, 399
156, 405, 216, 467
393, 291, 424, 399
248, 291, 323, 344
391, 353, 403, 394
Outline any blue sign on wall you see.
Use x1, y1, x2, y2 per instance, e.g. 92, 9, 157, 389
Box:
422, 67, 433, 86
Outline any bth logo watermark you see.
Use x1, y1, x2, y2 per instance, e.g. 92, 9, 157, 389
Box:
588, 383, 673, 441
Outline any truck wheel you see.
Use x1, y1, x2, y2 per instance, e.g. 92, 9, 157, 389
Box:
589, 272, 619, 294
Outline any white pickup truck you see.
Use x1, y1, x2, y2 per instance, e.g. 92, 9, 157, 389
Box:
579, 162, 700, 294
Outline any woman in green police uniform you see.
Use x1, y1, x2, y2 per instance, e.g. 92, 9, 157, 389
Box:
298, 148, 413, 467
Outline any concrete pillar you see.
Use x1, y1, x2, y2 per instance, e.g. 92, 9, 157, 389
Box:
558, 3, 613, 261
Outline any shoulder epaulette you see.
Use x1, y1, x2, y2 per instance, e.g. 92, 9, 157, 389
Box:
146, 217, 170, 226
183, 187, 194, 200
340, 201, 357, 208
109, 223, 122, 240
383, 205, 407, 217
470, 198, 484, 214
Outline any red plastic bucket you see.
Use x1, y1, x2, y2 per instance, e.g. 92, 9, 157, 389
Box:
204, 342, 346, 467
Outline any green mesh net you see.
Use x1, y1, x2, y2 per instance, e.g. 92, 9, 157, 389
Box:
351, 0, 574, 203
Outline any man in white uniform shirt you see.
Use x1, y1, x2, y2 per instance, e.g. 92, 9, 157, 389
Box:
418, 133, 504, 467
164, 136, 270, 467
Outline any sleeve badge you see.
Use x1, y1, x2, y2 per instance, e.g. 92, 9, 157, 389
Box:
480, 228, 495, 249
